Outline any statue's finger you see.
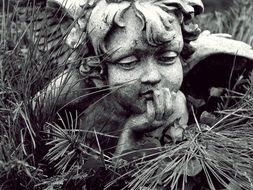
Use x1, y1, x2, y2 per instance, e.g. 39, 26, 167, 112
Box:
164, 88, 173, 118
146, 100, 155, 123
153, 89, 164, 121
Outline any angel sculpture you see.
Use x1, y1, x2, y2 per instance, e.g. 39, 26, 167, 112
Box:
33, 0, 253, 154
7, 0, 253, 188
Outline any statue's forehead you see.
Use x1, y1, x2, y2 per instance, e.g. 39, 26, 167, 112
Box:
105, 7, 184, 60
105, 6, 180, 42
86, 0, 189, 55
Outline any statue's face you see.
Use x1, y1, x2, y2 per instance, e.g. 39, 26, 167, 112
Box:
105, 8, 184, 114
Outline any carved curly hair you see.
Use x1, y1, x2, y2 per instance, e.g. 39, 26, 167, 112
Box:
59, 0, 204, 83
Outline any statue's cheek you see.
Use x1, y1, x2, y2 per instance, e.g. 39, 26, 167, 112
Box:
162, 62, 183, 91
107, 65, 142, 86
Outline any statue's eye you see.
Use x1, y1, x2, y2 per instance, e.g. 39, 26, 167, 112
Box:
117, 56, 139, 70
158, 51, 178, 65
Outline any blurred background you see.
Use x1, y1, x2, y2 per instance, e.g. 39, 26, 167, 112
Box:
0, 0, 237, 13
202, 0, 234, 12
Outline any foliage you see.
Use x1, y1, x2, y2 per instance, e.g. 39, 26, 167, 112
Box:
0, 0, 253, 190
197, 0, 253, 46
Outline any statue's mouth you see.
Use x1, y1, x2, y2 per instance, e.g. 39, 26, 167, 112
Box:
140, 90, 154, 100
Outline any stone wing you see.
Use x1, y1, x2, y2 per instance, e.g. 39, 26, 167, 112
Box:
1, 1, 92, 111
1, 0, 73, 68
182, 31, 253, 117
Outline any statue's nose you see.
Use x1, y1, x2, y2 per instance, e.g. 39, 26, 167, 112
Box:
140, 60, 162, 85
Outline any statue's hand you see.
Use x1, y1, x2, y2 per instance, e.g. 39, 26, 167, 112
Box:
127, 88, 176, 132
115, 88, 176, 155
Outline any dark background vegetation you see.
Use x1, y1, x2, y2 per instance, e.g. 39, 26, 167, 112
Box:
202, 0, 234, 12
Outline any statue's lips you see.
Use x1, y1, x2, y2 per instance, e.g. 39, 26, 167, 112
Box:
140, 90, 154, 100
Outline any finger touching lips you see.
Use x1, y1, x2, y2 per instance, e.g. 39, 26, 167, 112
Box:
164, 88, 174, 118
146, 100, 155, 123
153, 89, 164, 121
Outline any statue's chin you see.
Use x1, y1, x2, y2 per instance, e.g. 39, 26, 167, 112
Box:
120, 98, 147, 115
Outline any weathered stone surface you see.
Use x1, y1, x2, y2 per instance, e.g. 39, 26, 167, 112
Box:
34, 1, 253, 184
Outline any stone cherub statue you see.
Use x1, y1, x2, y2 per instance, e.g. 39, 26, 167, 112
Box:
35, 0, 253, 158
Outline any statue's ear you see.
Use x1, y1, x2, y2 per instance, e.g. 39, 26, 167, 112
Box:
181, 31, 253, 115
64, 23, 86, 49
79, 56, 106, 88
